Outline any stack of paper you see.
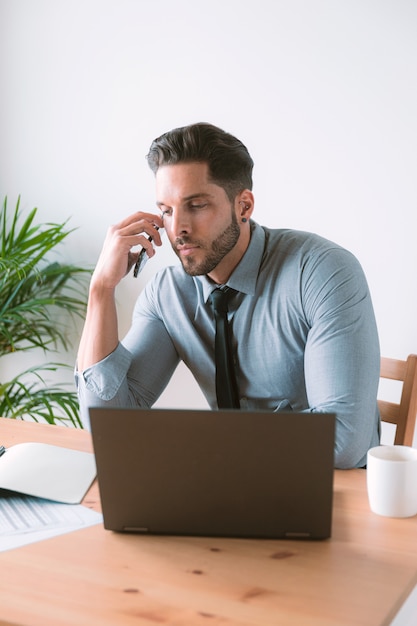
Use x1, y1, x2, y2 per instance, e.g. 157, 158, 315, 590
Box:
0, 441, 102, 551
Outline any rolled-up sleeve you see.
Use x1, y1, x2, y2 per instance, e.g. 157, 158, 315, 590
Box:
75, 343, 133, 427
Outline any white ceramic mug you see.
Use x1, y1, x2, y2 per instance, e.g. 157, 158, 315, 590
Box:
366, 445, 417, 517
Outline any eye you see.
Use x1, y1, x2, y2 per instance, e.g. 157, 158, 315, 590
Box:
161, 208, 172, 217
189, 202, 208, 210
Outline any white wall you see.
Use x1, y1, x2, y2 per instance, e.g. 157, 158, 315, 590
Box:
1, 0, 416, 440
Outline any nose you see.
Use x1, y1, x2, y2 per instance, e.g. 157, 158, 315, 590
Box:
169, 207, 190, 238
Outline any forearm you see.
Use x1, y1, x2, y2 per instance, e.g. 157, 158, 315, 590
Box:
305, 348, 380, 469
76, 278, 181, 418
77, 210, 163, 371
77, 282, 119, 371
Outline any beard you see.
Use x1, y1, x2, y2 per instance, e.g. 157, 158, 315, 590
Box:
173, 210, 241, 276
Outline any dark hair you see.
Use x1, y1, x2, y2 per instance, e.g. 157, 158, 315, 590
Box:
146, 122, 254, 202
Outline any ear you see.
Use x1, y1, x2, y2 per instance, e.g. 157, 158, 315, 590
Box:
235, 190, 254, 223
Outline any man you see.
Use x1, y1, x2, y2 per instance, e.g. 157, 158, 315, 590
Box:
76, 122, 380, 469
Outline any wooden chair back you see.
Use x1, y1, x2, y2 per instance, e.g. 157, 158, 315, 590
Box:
378, 354, 417, 446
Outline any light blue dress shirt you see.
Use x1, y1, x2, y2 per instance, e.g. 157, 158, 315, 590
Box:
76, 221, 380, 468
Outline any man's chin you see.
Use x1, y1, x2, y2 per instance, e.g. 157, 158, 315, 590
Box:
181, 262, 203, 277
180, 258, 214, 277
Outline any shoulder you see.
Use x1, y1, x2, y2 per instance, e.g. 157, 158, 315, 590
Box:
262, 226, 362, 270
262, 226, 345, 254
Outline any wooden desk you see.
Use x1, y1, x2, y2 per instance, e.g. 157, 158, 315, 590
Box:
0, 418, 416, 626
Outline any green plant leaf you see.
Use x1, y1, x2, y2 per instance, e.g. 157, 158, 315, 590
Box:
0, 197, 91, 427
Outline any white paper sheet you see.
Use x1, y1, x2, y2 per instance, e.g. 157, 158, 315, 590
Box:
0, 491, 103, 551
0, 442, 97, 504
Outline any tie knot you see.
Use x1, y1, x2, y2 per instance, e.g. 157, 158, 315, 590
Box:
209, 287, 236, 313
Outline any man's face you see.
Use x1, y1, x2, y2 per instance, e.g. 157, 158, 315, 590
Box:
155, 162, 246, 282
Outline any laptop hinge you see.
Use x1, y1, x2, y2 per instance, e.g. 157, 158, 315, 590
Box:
123, 527, 149, 533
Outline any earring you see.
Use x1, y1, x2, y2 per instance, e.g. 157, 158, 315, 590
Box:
239, 201, 249, 222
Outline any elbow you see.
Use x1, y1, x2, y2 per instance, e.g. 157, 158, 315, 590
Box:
334, 427, 379, 469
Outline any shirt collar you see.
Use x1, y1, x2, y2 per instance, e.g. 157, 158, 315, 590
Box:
197, 221, 265, 302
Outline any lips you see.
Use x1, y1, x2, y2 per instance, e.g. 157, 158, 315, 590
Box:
176, 244, 199, 254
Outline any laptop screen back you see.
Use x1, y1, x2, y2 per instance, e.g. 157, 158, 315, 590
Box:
89, 408, 335, 540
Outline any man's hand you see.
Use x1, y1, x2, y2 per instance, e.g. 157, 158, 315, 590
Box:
92, 211, 164, 290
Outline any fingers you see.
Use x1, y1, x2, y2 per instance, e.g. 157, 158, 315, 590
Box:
92, 211, 164, 290
112, 212, 164, 252
115, 211, 164, 238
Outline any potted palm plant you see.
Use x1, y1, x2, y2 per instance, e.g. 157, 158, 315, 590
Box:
0, 196, 90, 427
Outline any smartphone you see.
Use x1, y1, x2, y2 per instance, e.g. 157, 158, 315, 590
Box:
133, 227, 163, 277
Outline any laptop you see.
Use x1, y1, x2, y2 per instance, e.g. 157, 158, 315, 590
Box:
89, 408, 335, 540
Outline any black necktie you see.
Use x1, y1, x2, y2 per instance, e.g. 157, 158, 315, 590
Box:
209, 287, 240, 409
